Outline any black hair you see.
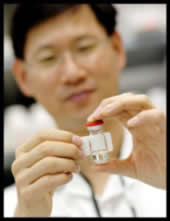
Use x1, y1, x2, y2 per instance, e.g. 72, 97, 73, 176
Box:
10, 4, 117, 59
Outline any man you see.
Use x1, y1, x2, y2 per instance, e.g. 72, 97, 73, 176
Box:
4, 4, 166, 217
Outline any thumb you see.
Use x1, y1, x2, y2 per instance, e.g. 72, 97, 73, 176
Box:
92, 156, 136, 179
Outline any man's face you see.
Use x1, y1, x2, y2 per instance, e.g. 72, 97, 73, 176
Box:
14, 5, 125, 131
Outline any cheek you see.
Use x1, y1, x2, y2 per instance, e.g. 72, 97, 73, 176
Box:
90, 53, 119, 95
28, 73, 56, 100
90, 52, 118, 81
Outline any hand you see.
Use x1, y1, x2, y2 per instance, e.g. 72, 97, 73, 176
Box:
11, 129, 83, 217
88, 93, 166, 189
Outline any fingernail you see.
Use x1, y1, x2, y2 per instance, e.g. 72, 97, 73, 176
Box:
87, 116, 94, 122
72, 135, 82, 146
87, 108, 101, 122
87, 114, 98, 122
90, 109, 102, 120
94, 107, 103, 115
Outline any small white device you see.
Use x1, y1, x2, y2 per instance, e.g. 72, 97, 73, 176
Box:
81, 120, 113, 164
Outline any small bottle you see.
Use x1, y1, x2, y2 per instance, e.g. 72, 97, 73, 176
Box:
81, 120, 113, 164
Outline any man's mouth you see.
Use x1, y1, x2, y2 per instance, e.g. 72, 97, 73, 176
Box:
66, 89, 96, 103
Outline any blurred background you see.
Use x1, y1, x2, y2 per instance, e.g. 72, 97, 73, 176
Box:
4, 4, 167, 187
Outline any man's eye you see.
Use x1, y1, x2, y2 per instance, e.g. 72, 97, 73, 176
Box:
39, 56, 56, 63
78, 45, 96, 52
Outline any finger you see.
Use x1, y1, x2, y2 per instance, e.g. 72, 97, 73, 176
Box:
88, 94, 154, 125
95, 92, 134, 109
127, 109, 166, 149
15, 157, 78, 186
21, 173, 73, 200
92, 155, 137, 179
89, 94, 153, 120
88, 92, 133, 122
12, 141, 84, 176
16, 129, 80, 158
127, 108, 165, 129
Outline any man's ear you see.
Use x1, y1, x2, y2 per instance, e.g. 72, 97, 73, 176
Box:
12, 58, 33, 97
111, 31, 126, 70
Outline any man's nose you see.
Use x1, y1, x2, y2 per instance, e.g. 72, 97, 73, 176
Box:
60, 53, 87, 86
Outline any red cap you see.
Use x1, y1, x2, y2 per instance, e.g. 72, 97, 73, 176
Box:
86, 120, 104, 127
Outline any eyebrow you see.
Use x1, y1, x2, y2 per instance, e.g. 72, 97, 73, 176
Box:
73, 35, 97, 42
33, 34, 97, 56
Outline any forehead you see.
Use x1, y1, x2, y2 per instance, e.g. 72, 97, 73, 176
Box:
24, 5, 107, 57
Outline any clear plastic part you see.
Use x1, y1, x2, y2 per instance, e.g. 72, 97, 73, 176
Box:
88, 125, 109, 164
81, 122, 113, 164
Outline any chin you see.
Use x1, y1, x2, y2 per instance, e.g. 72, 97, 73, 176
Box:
71, 111, 90, 123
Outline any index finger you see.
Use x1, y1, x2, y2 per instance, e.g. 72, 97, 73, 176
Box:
87, 94, 154, 124
16, 128, 80, 158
